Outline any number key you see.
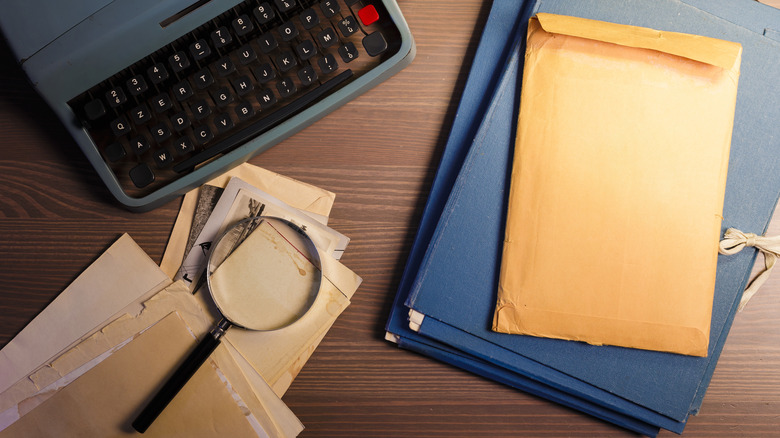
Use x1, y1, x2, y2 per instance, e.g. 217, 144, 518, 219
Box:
253, 3, 276, 24
169, 51, 190, 73
147, 63, 169, 84
211, 26, 233, 49
106, 87, 127, 107
232, 14, 254, 36
126, 75, 148, 95
189, 39, 211, 61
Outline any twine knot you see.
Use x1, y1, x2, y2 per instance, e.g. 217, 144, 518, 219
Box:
718, 228, 780, 311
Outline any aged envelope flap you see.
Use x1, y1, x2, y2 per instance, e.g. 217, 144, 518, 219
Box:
534, 12, 742, 70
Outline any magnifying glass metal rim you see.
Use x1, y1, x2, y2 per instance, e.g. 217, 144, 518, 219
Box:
132, 215, 324, 433
206, 215, 323, 331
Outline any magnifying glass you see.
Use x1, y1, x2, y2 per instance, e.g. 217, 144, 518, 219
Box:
132, 216, 322, 433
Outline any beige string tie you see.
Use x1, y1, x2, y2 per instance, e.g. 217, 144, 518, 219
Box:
718, 228, 780, 311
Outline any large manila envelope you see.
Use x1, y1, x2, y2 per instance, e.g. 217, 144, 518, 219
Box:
493, 13, 742, 356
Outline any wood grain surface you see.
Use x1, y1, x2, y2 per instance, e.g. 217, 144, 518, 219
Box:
1, 1, 778, 436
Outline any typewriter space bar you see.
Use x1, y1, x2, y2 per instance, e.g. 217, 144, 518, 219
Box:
174, 69, 353, 174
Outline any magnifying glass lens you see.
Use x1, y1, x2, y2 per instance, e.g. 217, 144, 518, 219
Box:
208, 218, 321, 331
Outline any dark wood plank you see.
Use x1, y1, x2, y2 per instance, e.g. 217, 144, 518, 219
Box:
1, 2, 778, 437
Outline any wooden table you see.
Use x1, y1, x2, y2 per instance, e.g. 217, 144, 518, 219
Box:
1, 1, 778, 436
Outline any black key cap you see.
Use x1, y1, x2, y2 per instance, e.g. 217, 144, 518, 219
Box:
318, 53, 338, 74
211, 26, 233, 48
232, 14, 254, 37
257, 88, 277, 109
130, 135, 151, 155
147, 63, 169, 84
317, 27, 338, 48
193, 125, 214, 145
232, 76, 254, 97
252, 63, 276, 84
320, 0, 340, 18
253, 3, 276, 24
235, 101, 255, 121
258, 33, 278, 54
172, 80, 194, 101
171, 112, 191, 132
151, 93, 173, 113
110, 115, 131, 136
300, 8, 319, 30
214, 56, 236, 77
276, 50, 297, 72
129, 163, 155, 188
276, 77, 297, 98
338, 16, 358, 37
338, 42, 359, 63
214, 113, 234, 133
236, 44, 257, 65
174, 70, 353, 174
297, 66, 318, 87
278, 21, 299, 42
274, 0, 296, 13
84, 99, 106, 121
190, 99, 212, 120
150, 122, 172, 143
193, 68, 215, 89
106, 87, 126, 108
211, 87, 234, 108
126, 75, 148, 95
296, 40, 317, 60
169, 51, 190, 72
130, 104, 152, 125
363, 31, 388, 57
153, 148, 175, 168
189, 39, 211, 61
105, 142, 125, 162
173, 136, 195, 156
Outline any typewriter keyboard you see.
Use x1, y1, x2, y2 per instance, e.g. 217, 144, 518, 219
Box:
68, 0, 403, 198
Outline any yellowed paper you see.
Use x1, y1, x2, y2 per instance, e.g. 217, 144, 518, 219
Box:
161, 163, 336, 278
0, 282, 303, 438
0, 313, 261, 438
195, 246, 361, 397
493, 14, 742, 356
0, 234, 171, 395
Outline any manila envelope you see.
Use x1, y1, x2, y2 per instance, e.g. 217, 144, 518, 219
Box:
493, 13, 742, 356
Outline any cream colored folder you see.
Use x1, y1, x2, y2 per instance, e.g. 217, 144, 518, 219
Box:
493, 13, 742, 356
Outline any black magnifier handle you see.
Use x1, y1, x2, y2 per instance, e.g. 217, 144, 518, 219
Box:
132, 318, 232, 433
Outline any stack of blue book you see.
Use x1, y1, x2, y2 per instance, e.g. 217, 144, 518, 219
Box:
385, 0, 780, 435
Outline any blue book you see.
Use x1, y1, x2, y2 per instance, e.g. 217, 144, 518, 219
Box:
390, 0, 780, 433
386, 0, 665, 435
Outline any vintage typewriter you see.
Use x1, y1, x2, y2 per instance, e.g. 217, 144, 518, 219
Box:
0, 0, 414, 210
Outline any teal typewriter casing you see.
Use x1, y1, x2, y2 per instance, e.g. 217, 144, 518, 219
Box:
0, 0, 415, 211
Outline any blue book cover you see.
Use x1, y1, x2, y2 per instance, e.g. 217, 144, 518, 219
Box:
386, 0, 668, 434
384, 0, 663, 435
405, 33, 685, 434
405, 0, 780, 428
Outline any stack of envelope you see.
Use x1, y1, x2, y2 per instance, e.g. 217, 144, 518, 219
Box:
0, 163, 361, 437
